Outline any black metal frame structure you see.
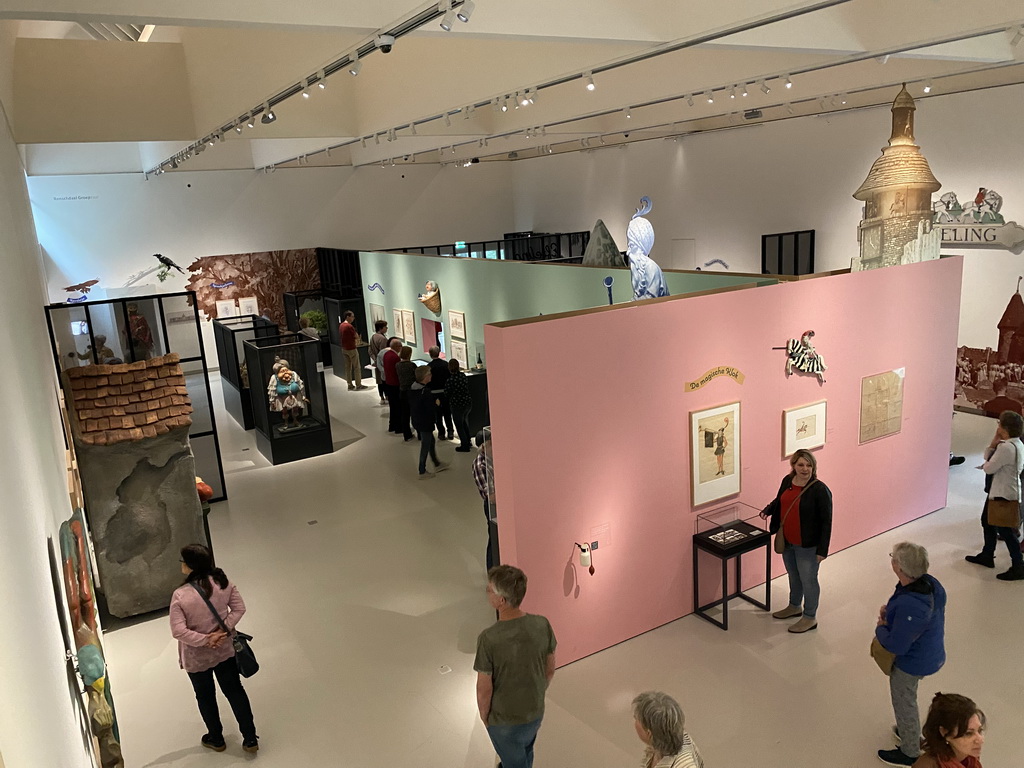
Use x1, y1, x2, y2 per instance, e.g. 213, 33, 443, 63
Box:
762, 229, 815, 275
45, 291, 228, 502
212, 315, 278, 430
387, 231, 591, 263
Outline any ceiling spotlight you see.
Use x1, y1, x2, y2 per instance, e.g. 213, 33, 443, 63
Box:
741, 84, 749, 97
411, 123, 418, 135
260, 102, 276, 124
302, 85, 310, 99
784, 75, 793, 89
923, 80, 932, 93
348, 56, 361, 76
1012, 26, 1024, 46
170, 158, 178, 169
520, 92, 531, 107
876, 54, 890, 64
760, 80, 771, 94
624, 107, 632, 118
585, 72, 595, 91
705, 91, 714, 103
247, 116, 255, 128
686, 94, 694, 107
599, 135, 606, 145
235, 124, 243, 133
444, 112, 452, 127
840, 93, 848, 105
464, 106, 471, 119
730, 85, 736, 99
208, 138, 214, 146
374, 133, 380, 145
785, 102, 794, 114
457, 0, 475, 23
830, 95, 838, 107
526, 89, 536, 105
440, 2, 456, 32
500, 98, 509, 113
317, 69, 326, 88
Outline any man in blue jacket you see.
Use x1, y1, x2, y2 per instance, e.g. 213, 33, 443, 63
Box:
875, 542, 946, 767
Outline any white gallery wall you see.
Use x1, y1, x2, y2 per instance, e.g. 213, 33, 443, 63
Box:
28, 162, 515, 301
0, 44, 93, 767
27, 84, 1024, 347
510, 84, 1024, 275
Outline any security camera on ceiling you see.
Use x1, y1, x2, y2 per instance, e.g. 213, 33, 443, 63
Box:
376, 34, 395, 53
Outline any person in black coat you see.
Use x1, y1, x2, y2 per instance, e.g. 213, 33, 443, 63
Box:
409, 367, 450, 479
759, 449, 833, 634
427, 346, 455, 440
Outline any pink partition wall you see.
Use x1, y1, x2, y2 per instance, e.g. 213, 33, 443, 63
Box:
484, 257, 963, 666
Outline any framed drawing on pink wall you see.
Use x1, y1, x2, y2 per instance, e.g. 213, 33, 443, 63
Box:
690, 401, 741, 506
783, 400, 827, 457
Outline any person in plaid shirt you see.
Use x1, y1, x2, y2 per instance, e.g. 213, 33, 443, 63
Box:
473, 433, 496, 569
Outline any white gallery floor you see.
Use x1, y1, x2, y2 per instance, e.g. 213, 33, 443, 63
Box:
104, 373, 1022, 768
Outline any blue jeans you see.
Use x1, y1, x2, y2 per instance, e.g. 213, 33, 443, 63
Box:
486, 717, 542, 768
781, 544, 821, 618
418, 431, 439, 474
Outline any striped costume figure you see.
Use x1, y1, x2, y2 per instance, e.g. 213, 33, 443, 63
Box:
785, 330, 827, 383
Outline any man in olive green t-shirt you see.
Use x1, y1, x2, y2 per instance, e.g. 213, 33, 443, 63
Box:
474, 565, 556, 768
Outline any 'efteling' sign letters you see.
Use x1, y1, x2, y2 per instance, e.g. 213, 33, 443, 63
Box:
935, 188, 1024, 254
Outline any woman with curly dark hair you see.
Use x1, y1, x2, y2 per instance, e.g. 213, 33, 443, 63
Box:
912, 692, 985, 767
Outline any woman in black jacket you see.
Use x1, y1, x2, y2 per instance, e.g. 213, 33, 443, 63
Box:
759, 449, 833, 634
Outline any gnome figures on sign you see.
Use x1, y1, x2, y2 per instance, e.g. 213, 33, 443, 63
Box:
779, 330, 827, 384
627, 197, 670, 301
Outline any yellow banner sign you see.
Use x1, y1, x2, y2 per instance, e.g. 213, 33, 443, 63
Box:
685, 366, 746, 391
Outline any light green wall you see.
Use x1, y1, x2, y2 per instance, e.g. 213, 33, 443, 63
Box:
359, 251, 776, 362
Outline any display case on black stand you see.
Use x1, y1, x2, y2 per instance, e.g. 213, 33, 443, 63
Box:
242, 333, 333, 465
692, 502, 771, 630
212, 315, 278, 430
283, 289, 332, 365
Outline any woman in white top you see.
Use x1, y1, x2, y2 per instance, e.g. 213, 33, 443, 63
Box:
965, 409, 1024, 581
632, 691, 704, 768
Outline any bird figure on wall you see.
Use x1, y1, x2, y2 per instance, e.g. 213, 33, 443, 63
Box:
154, 253, 185, 274
64, 279, 99, 294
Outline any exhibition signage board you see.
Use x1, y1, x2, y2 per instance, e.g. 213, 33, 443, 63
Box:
685, 366, 745, 391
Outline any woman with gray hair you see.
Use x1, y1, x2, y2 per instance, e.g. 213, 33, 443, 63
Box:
965, 409, 1024, 581
632, 691, 704, 768
875, 543, 947, 767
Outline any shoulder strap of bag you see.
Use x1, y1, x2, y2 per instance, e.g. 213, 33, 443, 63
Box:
780, 479, 815, 527
190, 581, 231, 635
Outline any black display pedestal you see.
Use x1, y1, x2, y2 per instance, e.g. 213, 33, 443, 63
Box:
212, 315, 278, 431
692, 520, 771, 630
243, 333, 334, 466
466, 369, 490, 437
222, 380, 254, 430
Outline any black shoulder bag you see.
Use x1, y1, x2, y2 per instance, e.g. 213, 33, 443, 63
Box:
190, 582, 260, 678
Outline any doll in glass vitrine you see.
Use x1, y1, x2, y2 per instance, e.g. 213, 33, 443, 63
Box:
267, 358, 308, 430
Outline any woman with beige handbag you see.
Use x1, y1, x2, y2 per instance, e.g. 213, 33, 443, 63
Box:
758, 449, 833, 633
964, 410, 1024, 581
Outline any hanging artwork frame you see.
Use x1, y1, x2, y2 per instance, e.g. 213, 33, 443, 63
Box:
782, 400, 827, 457
401, 309, 416, 345
450, 339, 469, 370
369, 303, 386, 327
392, 309, 405, 340
690, 401, 741, 506
447, 310, 466, 339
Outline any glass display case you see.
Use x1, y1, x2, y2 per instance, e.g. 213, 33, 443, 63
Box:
212, 315, 278, 429
242, 332, 333, 465
283, 289, 332, 365
46, 291, 227, 501
692, 502, 770, 630
324, 295, 372, 380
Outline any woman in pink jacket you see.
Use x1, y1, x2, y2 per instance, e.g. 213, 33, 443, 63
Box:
170, 544, 259, 754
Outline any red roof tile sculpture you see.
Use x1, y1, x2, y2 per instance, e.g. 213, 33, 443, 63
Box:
65, 353, 193, 445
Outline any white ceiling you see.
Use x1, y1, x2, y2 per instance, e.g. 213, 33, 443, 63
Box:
5, 0, 1023, 176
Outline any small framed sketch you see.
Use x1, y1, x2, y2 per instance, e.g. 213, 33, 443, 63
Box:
369, 303, 386, 328
215, 299, 238, 318
450, 340, 469, 370
690, 401, 741, 507
401, 309, 416, 345
237, 296, 259, 316
783, 400, 827, 457
392, 309, 405, 340
447, 310, 466, 339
